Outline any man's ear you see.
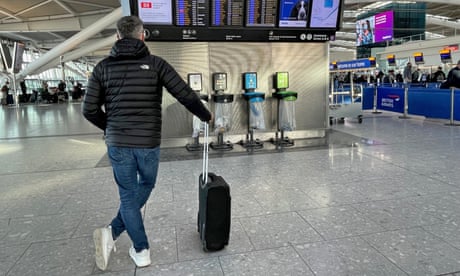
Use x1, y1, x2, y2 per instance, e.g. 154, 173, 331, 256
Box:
116, 32, 121, 40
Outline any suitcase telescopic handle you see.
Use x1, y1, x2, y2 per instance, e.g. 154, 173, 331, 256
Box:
202, 122, 209, 186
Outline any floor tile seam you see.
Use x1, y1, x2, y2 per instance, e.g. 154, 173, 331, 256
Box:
420, 224, 460, 252
347, 203, 428, 232
357, 149, 457, 186
353, 233, 411, 276
288, 234, 412, 275
359, 225, 460, 274
436, 271, 460, 276
288, 242, 317, 275
294, 210, 327, 242
4, 242, 32, 276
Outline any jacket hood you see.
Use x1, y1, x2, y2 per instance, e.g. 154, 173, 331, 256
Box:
110, 38, 150, 59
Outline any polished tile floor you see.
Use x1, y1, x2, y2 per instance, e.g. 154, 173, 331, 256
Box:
2, 102, 460, 276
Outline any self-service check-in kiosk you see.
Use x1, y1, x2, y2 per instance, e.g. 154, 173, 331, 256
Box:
210, 72, 234, 151
185, 73, 209, 151
239, 72, 265, 149
272, 72, 297, 147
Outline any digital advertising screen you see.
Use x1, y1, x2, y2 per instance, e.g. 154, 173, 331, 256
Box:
211, 0, 244, 26
356, 10, 393, 46
278, 0, 309, 28
309, 0, 341, 28
138, 0, 173, 25
175, 0, 208, 26
246, 0, 277, 27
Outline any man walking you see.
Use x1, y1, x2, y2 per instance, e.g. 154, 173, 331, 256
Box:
82, 15, 212, 271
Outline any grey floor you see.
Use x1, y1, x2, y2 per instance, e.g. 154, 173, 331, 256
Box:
2, 102, 460, 276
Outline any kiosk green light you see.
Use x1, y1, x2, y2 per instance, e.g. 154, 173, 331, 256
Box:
272, 71, 297, 147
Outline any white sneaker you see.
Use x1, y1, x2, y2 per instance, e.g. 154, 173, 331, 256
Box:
93, 226, 117, 271
129, 246, 151, 267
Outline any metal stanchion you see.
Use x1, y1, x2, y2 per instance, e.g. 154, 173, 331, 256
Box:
372, 84, 382, 114
399, 83, 411, 119
445, 86, 460, 126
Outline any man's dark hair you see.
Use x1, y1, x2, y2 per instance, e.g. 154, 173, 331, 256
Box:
116, 16, 144, 39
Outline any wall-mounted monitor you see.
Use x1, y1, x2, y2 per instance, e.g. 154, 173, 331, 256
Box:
356, 10, 393, 46
175, 0, 208, 26
211, 0, 243, 27
137, 0, 173, 25
278, 0, 308, 28
310, 0, 341, 28
329, 61, 338, 70
246, 0, 277, 27
127, 0, 344, 42
413, 52, 424, 65
369, 57, 376, 67
440, 49, 452, 64
387, 54, 396, 66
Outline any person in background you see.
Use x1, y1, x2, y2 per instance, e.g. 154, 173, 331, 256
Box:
383, 69, 395, 84
82, 15, 212, 271
431, 66, 446, 83
395, 70, 403, 83
19, 80, 30, 103
442, 60, 460, 89
403, 62, 413, 84
1, 80, 9, 105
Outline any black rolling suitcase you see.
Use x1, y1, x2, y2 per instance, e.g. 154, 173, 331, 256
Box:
198, 123, 231, 251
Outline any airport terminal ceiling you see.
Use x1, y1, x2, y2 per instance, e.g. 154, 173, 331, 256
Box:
0, 0, 459, 61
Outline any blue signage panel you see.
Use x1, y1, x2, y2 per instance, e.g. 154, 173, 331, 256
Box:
336, 59, 374, 70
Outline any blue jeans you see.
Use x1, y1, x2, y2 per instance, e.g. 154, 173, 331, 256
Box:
107, 146, 160, 252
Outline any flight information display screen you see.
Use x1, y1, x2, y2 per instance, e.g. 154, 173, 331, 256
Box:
128, 0, 343, 42
211, 0, 244, 26
175, 0, 208, 26
137, 0, 173, 25
246, 0, 278, 27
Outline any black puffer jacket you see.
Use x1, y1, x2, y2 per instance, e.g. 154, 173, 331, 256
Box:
82, 38, 211, 147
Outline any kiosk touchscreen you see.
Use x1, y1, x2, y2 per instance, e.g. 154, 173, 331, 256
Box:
243, 72, 257, 91
212, 72, 227, 91
188, 73, 202, 92
275, 72, 289, 90
240, 72, 266, 149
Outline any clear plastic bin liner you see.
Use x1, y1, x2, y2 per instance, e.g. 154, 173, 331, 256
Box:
192, 100, 207, 138
214, 102, 232, 133
249, 98, 265, 130
279, 100, 296, 131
